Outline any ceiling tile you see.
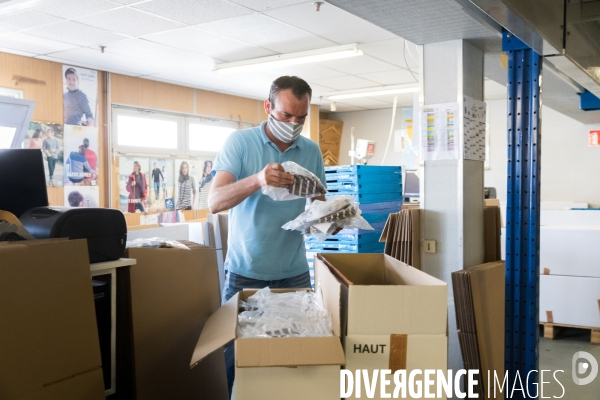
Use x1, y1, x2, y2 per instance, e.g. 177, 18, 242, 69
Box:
333, 97, 392, 108
357, 69, 417, 85
103, 38, 215, 71
0, 10, 62, 31
0, 32, 78, 55
109, 0, 142, 3
38, 54, 133, 76
318, 55, 398, 75
360, 38, 419, 70
144, 27, 274, 62
76, 7, 184, 37
264, 64, 345, 80
328, 103, 367, 112
264, 2, 396, 44
26, 21, 128, 46
0, 46, 36, 57
305, 82, 335, 98
133, 0, 253, 25
47, 47, 167, 75
227, 0, 309, 12
196, 13, 334, 53
0, 27, 11, 36
311, 75, 378, 91
36, 0, 121, 19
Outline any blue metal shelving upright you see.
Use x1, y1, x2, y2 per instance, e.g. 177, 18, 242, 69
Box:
502, 31, 542, 399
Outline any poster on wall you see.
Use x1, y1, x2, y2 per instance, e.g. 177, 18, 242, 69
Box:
63, 125, 99, 191
463, 95, 486, 161
174, 159, 200, 210
22, 122, 64, 187
64, 186, 99, 208
148, 158, 175, 212
400, 108, 420, 170
197, 159, 214, 210
62, 65, 98, 127
420, 102, 460, 161
589, 130, 600, 147
118, 157, 149, 213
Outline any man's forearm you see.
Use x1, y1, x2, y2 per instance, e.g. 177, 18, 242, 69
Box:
209, 174, 260, 213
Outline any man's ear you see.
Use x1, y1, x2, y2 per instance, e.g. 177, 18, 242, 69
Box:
264, 99, 272, 115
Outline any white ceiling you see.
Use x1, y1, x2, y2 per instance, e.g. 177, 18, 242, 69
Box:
0, 0, 504, 112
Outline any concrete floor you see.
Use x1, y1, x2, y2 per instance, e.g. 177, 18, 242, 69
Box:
538, 328, 600, 399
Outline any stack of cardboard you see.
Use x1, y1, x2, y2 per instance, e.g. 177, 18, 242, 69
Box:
315, 253, 448, 400
484, 206, 502, 262
452, 261, 505, 399
118, 241, 228, 400
190, 288, 346, 400
379, 208, 421, 269
0, 239, 105, 399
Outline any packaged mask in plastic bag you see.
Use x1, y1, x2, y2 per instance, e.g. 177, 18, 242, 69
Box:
261, 161, 327, 201
237, 287, 333, 338
282, 196, 373, 240
126, 237, 190, 250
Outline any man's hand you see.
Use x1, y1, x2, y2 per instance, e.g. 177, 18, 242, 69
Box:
257, 163, 294, 188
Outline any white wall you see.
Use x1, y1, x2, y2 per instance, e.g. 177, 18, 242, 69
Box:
329, 108, 405, 166
484, 99, 600, 206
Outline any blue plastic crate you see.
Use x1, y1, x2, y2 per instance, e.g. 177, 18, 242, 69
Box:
305, 231, 382, 245
325, 172, 401, 185
362, 211, 394, 224
327, 181, 402, 194
325, 165, 402, 175
359, 201, 403, 213
326, 192, 403, 204
305, 241, 385, 253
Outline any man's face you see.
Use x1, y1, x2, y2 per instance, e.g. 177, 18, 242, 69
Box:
154, 163, 157, 168
66, 73, 78, 91
266, 89, 310, 125
47, 129, 54, 138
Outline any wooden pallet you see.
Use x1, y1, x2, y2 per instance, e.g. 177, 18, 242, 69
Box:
541, 323, 600, 345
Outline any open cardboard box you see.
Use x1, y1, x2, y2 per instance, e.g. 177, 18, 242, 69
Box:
314, 253, 449, 400
191, 288, 346, 400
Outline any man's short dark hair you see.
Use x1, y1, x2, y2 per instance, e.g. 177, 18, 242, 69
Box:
268, 76, 312, 108
83, 138, 89, 148
68, 191, 84, 207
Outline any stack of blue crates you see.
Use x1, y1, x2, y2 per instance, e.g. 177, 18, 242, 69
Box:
306, 165, 402, 286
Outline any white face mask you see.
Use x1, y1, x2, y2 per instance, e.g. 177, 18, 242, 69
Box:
268, 113, 304, 143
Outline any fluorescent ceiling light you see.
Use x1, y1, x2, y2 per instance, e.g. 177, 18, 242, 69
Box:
327, 84, 419, 100
214, 44, 362, 74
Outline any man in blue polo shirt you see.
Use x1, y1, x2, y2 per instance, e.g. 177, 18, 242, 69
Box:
209, 76, 325, 396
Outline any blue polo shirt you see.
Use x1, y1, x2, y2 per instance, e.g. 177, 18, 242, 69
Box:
212, 121, 326, 281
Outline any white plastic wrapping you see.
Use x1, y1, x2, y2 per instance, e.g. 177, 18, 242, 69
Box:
261, 161, 327, 201
126, 237, 190, 250
281, 196, 373, 240
237, 287, 333, 338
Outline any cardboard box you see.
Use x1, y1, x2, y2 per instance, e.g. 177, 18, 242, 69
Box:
452, 261, 505, 399
484, 206, 502, 263
191, 288, 346, 400
0, 239, 105, 400
540, 275, 600, 328
315, 253, 448, 400
540, 226, 600, 278
119, 241, 228, 400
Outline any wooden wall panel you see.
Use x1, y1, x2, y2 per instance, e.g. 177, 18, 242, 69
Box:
97, 71, 107, 207
47, 188, 63, 206
0, 52, 63, 123
309, 104, 320, 143
111, 74, 194, 114
195, 90, 261, 123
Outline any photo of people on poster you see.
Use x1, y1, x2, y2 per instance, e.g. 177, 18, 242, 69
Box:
119, 157, 149, 213
64, 186, 99, 208
148, 158, 175, 212
23, 122, 64, 187
62, 65, 97, 127
175, 159, 198, 211
198, 159, 213, 210
63, 125, 98, 187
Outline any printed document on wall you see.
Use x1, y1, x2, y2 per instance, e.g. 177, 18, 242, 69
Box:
420, 102, 460, 161
463, 95, 486, 161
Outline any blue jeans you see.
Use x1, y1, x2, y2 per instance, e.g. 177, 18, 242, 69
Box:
153, 181, 160, 200
222, 271, 311, 398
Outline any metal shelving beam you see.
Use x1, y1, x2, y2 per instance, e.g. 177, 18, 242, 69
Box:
503, 30, 542, 399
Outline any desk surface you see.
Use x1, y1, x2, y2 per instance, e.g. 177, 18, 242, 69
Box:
90, 258, 136, 273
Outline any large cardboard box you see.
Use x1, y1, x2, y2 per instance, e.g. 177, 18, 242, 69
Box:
540, 226, 600, 278
314, 253, 448, 400
540, 275, 600, 328
191, 288, 346, 400
119, 241, 228, 400
0, 239, 105, 400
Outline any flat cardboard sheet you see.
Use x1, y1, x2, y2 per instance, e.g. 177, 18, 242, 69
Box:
540, 227, 600, 278
380, 208, 421, 270
0, 239, 104, 400
539, 275, 600, 328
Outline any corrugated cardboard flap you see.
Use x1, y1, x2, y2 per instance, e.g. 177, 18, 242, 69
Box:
235, 337, 345, 368
190, 292, 238, 368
